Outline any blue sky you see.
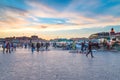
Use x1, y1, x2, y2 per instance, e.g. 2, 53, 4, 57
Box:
0, 0, 120, 39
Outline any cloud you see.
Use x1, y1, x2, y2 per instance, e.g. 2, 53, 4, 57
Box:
25, 0, 120, 28
26, 0, 58, 18
0, 6, 30, 29
0, 0, 120, 39
41, 25, 48, 28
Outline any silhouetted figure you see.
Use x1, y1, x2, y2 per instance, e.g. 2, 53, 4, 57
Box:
2, 41, 6, 54
41, 42, 44, 48
81, 41, 85, 53
40, 42, 44, 51
86, 41, 94, 58
36, 42, 40, 52
31, 43, 35, 53
6, 42, 11, 53
11, 43, 14, 51
53, 42, 56, 48
24, 43, 27, 48
45, 42, 50, 50
13, 43, 17, 51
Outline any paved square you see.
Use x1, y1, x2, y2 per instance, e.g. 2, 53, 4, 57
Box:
0, 48, 120, 80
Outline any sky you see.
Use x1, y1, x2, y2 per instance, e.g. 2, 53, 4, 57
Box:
0, 0, 120, 40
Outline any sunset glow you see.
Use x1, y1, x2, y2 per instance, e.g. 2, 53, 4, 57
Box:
0, 0, 120, 39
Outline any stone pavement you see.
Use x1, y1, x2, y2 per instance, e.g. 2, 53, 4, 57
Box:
0, 48, 120, 80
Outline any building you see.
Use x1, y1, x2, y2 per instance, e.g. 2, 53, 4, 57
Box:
31, 35, 45, 42
31, 35, 38, 40
70, 38, 89, 42
89, 28, 120, 41
89, 32, 110, 39
16, 36, 31, 43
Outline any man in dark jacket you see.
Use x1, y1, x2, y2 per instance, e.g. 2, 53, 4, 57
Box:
36, 42, 40, 52
86, 41, 94, 58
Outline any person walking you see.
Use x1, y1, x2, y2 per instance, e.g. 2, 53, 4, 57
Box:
41, 42, 44, 51
72, 41, 76, 50
45, 42, 50, 50
2, 41, 6, 54
86, 41, 94, 58
11, 42, 14, 52
6, 42, 11, 53
81, 41, 85, 53
31, 43, 35, 53
36, 42, 40, 52
13, 43, 17, 51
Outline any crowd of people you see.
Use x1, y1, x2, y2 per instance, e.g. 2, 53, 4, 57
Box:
1, 41, 50, 54
2, 41, 17, 54
52, 41, 97, 58
31, 42, 50, 53
1, 41, 97, 58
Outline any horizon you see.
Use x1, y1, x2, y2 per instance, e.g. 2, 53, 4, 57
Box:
0, 0, 120, 40
0, 26, 120, 40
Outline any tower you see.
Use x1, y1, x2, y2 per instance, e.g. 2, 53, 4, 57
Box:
110, 28, 115, 35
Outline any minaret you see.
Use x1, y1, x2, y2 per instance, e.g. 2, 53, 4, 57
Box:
110, 28, 116, 42
110, 28, 115, 35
